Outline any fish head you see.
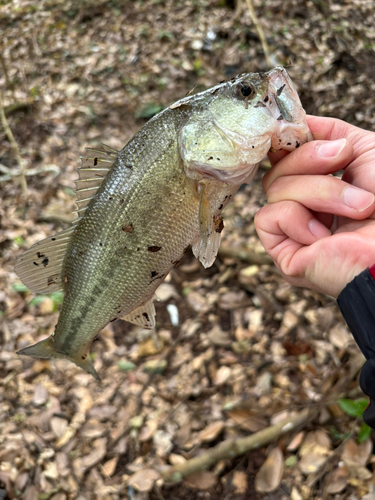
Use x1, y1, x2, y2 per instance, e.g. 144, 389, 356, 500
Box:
180, 67, 312, 185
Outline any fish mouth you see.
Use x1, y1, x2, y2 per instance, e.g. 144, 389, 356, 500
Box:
264, 67, 313, 150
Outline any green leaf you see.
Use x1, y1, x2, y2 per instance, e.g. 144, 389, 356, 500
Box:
338, 398, 369, 418
135, 102, 165, 119
12, 282, 29, 293
358, 422, 372, 443
29, 295, 48, 306
50, 292, 64, 311
117, 360, 136, 372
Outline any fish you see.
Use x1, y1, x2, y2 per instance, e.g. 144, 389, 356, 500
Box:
15, 67, 312, 380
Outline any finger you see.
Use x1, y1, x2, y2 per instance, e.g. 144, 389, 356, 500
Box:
255, 201, 331, 252
341, 150, 375, 194
306, 115, 355, 141
263, 138, 353, 192
267, 149, 289, 167
307, 115, 375, 157
267, 174, 375, 218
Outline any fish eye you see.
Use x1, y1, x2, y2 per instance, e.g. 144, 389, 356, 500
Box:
240, 83, 254, 97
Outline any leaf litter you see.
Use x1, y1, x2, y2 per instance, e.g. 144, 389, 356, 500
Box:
1, 0, 375, 499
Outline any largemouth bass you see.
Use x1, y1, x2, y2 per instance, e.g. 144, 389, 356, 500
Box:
15, 67, 312, 379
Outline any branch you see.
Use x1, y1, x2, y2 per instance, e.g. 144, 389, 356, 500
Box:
0, 88, 27, 194
161, 408, 310, 482
218, 245, 274, 265
245, 0, 273, 68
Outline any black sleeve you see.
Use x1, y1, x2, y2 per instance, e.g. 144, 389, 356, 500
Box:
337, 268, 375, 428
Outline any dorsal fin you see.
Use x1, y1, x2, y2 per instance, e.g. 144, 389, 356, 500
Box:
15, 145, 118, 293
74, 145, 117, 215
15, 225, 77, 293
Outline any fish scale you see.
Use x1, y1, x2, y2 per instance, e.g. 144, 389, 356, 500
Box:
15, 67, 312, 379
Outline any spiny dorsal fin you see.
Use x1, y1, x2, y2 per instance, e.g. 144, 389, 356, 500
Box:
74, 145, 118, 215
122, 298, 156, 329
15, 225, 77, 293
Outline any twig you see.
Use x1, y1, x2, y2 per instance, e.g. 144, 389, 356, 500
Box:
245, 0, 273, 68
0, 88, 27, 194
218, 245, 274, 266
0, 163, 60, 182
0, 53, 16, 102
161, 408, 311, 482
161, 353, 365, 483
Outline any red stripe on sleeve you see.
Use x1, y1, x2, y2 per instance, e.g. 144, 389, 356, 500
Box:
369, 264, 375, 281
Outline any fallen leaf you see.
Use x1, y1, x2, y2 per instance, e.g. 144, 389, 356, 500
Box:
325, 463, 348, 494
198, 421, 224, 443
299, 453, 328, 475
213, 366, 231, 385
255, 447, 284, 493
232, 470, 248, 494
342, 438, 372, 466
185, 470, 216, 490
139, 419, 158, 442
102, 457, 118, 477
128, 469, 160, 492
227, 409, 267, 432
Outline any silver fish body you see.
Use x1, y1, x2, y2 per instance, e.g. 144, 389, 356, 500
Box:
15, 67, 312, 379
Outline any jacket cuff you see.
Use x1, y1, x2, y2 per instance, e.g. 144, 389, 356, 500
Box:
337, 268, 375, 360
337, 267, 375, 429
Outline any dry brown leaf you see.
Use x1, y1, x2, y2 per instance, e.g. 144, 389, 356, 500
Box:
255, 447, 284, 493
342, 438, 372, 467
227, 409, 267, 432
287, 431, 305, 452
137, 336, 163, 358
102, 457, 118, 477
232, 470, 248, 494
325, 463, 349, 494
50, 416, 68, 439
169, 453, 187, 465
185, 470, 217, 490
299, 431, 331, 458
198, 421, 224, 443
299, 453, 328, 475
128, 469, 160, 492
139, 419, 158, 442
213, 366, 231, 385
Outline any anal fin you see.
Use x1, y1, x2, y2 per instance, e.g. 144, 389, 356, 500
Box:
122, 298, 156, 329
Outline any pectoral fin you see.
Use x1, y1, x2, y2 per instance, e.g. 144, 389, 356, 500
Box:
198, 182, 213, 244
193, 183, 224, 268
192, 215, 224, 268
17, 336, 100, 381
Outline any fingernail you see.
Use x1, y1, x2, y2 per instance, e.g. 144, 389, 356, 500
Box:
343, 187, 375, 211
308, 219, 331, 239
317, 139, 346, 158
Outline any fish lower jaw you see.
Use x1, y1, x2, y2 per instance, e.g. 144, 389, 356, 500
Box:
271, 121, 312, 151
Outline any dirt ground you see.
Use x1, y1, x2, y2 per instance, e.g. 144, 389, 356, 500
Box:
1, 0, 375, 499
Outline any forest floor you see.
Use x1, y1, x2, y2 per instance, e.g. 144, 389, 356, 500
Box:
1, 0, 375, 499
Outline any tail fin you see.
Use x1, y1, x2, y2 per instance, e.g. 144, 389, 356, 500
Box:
17, 337, 101, 381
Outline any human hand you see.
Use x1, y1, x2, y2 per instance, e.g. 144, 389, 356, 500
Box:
254, 116, 375, 297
